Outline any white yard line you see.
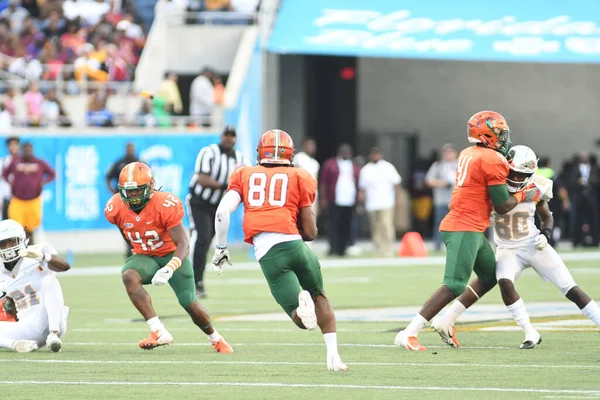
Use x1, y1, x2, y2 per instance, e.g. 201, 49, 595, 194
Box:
63, 251, 600, 277
63, 342, 514, 349
0, 380, 599, 395
2, 359, 600, 370
543, 397, 600, 399
71, 327, 380, 333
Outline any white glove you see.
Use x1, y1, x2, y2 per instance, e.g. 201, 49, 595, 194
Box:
211, 246, 231, 275
18, 245, 50, 263
534, 234, 548, 250
0, 281, 8, 300
151, 267, 173, 286
531, 175, 554, 202
151, 257, 182, 286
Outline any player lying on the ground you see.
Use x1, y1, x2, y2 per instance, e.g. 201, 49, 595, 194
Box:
0, 219, 70, 353
212, 129, 349, 371
433, 145, 600, 349
105, 162, 232, 352
395, 111, 542, 351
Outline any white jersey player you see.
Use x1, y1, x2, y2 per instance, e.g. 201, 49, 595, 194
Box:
432, 145, 600, 349
0, 219, 70, 353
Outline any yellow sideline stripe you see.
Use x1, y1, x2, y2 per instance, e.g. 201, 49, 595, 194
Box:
454, 316, 590, 332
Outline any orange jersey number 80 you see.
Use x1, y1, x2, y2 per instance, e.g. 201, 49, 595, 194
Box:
248, 172, 289, 207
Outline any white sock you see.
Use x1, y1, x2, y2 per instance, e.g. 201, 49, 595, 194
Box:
207, 330, 221, 342
0, 335, 15, 350
323, 332, 338, 355
444, 301, 467, 325
147, 316, 164, 333
581, 301, 600, 326
42, 276, 65, 333
506, 298, 536, 336
404, 314, 428, 336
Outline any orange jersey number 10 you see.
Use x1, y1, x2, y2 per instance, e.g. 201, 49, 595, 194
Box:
248, 172, 289, 207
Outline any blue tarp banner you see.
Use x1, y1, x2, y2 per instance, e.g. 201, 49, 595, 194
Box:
267, 0, 600, 63
226, 38, 262, 161
0, 133, 245, 242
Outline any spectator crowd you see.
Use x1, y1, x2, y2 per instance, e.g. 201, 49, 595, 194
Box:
0, 0, 258, 128
1, 0, 146, 84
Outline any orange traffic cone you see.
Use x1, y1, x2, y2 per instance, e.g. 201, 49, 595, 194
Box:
397, 232, 428, 257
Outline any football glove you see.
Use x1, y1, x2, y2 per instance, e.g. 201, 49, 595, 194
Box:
0, 281, 8, 300
151, 257, 182, 286
515, 186, 541, 203
212, 246, 231, 275
18, 245, 51, 263
534, 234, 548, 250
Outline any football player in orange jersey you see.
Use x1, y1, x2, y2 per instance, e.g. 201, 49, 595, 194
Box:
105, 162, 232, 353
395, 111, 542, 351
211, 129, 349, 372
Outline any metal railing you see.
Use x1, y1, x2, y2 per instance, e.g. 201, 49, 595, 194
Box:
6, 112, 224, 129
0, 76, 134, 96
164, 10, 258, 26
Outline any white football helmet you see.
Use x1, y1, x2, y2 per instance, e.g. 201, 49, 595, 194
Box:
506, 145, 538, 193
0, 219, 27, 266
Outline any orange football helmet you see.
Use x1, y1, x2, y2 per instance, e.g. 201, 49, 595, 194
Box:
117, 162, 155, 211
257, 129, 295, 166
468, 110, 512, 156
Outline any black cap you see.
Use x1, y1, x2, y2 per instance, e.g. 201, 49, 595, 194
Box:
223, 125, 236, 136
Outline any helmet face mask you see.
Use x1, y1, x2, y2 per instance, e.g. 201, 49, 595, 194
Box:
506, 170, 534, 192
0, 219, 26, 269
506, 145, 538, 193
118, 184, 152, 211
117, 162, 155, 211
493, 129, 512, 157
0, 237, 23, 265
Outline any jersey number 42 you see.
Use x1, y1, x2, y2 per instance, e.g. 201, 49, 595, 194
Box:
248, 173, 289, 207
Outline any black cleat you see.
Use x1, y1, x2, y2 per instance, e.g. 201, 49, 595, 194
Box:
520, 336, 542, 349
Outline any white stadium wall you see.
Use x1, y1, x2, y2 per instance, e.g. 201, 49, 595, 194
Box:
357, 57, 600, 165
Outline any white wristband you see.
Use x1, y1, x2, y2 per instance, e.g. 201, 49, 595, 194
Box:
43, 252, 52, 263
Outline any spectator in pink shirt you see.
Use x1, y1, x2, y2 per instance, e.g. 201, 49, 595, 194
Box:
23, 81, 44, 126
2, 88, 17, 117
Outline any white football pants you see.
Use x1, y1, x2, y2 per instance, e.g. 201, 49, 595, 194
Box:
496, 245, 577, 295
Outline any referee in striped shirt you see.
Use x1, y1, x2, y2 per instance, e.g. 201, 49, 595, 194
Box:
187, 126, 250, 298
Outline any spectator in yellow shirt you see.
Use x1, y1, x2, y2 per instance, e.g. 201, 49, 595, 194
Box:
157, 72, 183, 115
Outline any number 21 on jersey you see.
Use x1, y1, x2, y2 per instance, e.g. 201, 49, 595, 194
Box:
248, 172, 289, 207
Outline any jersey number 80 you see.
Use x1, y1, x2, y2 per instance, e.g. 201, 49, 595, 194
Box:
248, 173, 289, 207
494, 212, 530, 240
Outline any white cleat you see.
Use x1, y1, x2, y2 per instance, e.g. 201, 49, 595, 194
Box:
46, 333, 63, 353
327, 353, 349, 371
520, 331, 542, 350
297, 290, 317, 331
13, 340, 39, 353
394, 330, 427, 351
431, 318, 460, 348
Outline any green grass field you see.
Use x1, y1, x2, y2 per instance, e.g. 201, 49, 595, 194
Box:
2, 250, 600, 399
